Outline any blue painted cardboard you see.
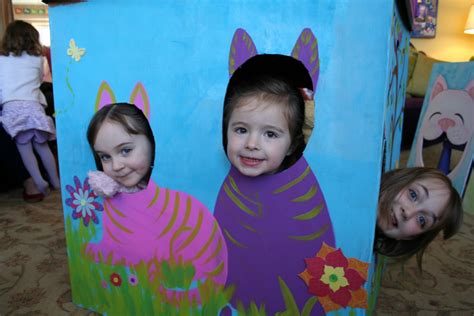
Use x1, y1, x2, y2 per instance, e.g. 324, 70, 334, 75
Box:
47, 1, 408, 314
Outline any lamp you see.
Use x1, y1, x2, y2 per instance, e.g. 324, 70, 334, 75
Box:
465, 5, 474, 34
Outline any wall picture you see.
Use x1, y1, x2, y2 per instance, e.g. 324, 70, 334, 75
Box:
412, 0, 439, 38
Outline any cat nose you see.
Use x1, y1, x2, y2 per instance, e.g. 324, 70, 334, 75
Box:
438, 118, 455, 132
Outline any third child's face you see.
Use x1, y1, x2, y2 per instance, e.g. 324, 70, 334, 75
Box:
94, 120, 152, 188
377, 178, 449, 240
226, 98, 292, 177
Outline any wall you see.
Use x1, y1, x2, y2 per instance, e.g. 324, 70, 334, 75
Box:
412, 0, 474, 61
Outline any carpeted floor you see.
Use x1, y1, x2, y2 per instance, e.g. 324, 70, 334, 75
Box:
375, 213, 474, 315
0, 150, 473, 315
375, 148, 474, 315
0, 189, 96, 315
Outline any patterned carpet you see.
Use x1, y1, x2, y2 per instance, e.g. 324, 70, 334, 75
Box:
0, 182, 472, 315
0, 189, 96, 315
375, 212, 474, 315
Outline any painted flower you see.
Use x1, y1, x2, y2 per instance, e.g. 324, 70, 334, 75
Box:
65, 176, 103, 227
128, 274, 138, 286
66, 38, 86, 61
110, 273, 122, 286
299, 242, 369, 313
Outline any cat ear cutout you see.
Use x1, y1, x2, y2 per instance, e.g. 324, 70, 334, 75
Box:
94, 81, 116, 112
465, 79, 474, 101
227, 28, 318, 145
292, 29, 318, 144
430, 75, 448, 101
292, 28, 319, 93
130, 82, 151, 119
229, 28, 257, 77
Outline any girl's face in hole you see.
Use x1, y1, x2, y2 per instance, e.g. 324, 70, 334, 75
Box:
226, 97, 292, 177
377, 178, 450, 240
93, 120, 152, 188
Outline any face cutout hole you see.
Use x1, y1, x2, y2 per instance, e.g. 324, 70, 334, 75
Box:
87, 103, 156, 191
223, 54, 314, 176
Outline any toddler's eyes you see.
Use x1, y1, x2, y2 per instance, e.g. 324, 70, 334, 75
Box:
265, 131, 278, 138
99, 154, 111, 162
418, 215, 426, 228
234, 127, 247, 134
121, 147, 132, 155
408, 189, 418, 201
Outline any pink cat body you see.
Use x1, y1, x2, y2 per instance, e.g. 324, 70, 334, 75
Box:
85, 82, 228, 302
86, 179, 227, 284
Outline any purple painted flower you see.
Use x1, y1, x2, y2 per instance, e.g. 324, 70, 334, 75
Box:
65, 176, 103, 226
128, 274, 138, 286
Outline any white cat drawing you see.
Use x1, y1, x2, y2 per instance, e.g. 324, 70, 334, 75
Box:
415, 74, 474, 181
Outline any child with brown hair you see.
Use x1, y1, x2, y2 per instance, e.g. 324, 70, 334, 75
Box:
0, 20, 59, 196
375, 167, 463, 266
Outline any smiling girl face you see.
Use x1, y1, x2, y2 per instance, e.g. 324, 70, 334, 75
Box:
226, 97, 292, 177
93, 120, 152, 188
377, 178, 450, 240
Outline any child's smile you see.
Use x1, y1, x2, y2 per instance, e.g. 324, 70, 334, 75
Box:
226, 98, 292, 177
240, 156, 264, 167
93, 120, 152, 188
378, 178, 449, 240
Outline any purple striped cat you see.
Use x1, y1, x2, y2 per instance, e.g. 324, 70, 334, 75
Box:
214, 29, 336, 315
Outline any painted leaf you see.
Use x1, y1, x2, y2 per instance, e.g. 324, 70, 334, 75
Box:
316, 242, 335, 258
278, 276, 299, 315
301, 296, 318, 316
348, 288, 368, 309
318, 295, 341, 313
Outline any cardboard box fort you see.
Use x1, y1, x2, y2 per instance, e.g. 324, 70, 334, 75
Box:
46, 1, 411, 314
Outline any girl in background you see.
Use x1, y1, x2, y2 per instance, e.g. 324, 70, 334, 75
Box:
0, 20, 59, 196
376, 167, 463, 267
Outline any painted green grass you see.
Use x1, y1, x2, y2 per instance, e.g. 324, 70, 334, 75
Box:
367, 254, 386, 315
65, 216, 367, 315
234, 277, 318, 316
65, 217, 233, 315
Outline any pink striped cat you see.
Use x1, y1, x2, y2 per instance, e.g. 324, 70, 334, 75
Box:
85, 82, 227, 302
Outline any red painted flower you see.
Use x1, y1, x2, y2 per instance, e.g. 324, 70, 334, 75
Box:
110, 273, 122, 286
299, 243, 369, 313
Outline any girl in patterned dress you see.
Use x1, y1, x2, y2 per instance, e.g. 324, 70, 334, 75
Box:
0, 21, 59, 196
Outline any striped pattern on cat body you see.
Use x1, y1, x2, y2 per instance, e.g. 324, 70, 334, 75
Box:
214, 29, 335, 315
85, 82, 227, 302
215, 157, 335, 315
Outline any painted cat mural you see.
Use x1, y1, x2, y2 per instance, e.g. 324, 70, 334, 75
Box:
85, 82, 228, 302
414, 74, 474, 180
214, 28, 336, 315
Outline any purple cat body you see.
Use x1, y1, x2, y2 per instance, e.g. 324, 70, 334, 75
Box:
215, 28, 335, 314
214, 157, 335, 314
